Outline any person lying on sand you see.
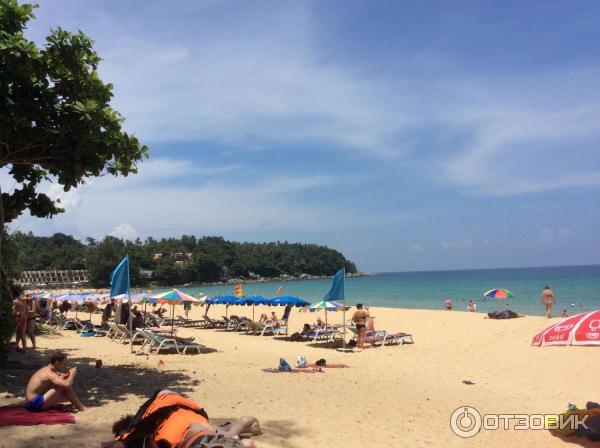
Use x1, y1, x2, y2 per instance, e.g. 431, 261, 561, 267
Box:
24, 351, 86, 412
485, 310, 526, 319
110, 389, 262, 448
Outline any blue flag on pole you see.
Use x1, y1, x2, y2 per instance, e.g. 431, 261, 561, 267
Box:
324, 267, 345, 302
110, 256, 130, 297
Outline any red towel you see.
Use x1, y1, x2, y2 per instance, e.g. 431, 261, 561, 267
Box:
0, 405, 76, 426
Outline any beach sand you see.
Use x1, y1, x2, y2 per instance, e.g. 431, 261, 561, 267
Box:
0, 306, 596, 448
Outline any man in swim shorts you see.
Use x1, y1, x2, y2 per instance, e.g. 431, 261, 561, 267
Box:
541, 285, 555, 318
25, 351, 86, 412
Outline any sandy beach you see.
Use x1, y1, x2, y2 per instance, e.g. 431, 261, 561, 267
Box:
0, 306, 596, 448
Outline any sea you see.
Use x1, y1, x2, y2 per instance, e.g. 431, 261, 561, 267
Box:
166, 265, 600, 317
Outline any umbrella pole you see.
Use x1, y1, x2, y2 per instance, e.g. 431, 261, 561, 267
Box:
252, 304, 255, 322
342, 301, 346, 350
171, 304, 175, 337
325, 309, 328, 347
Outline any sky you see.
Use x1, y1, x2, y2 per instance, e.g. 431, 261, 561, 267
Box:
5, 0, 600, 272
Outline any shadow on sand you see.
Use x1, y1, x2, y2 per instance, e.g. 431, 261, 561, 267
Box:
0, 345, 201, 407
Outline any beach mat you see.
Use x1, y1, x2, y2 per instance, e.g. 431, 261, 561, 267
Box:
0, 405, 76, 427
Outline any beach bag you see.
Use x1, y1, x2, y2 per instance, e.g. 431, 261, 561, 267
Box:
315, 358, 326, 367
278, 358, 292, 372
295, 355, 308, 368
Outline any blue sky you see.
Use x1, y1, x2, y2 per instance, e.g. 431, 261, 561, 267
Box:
6, 0, 600, 272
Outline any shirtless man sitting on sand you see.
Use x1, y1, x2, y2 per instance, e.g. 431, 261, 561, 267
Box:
25, 351, 86, 412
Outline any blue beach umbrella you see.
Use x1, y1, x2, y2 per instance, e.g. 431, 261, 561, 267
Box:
240, 295, 272, 305
206, 295, 243, 318
271, 296, 310, 307
210, 295, 240, 305
239, 295, 272, 321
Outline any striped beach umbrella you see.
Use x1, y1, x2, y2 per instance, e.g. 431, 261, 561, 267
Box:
304, 300, 350, 342
306, 300, 348, 312
483, 288, 514, 300
151, 289, 202, 335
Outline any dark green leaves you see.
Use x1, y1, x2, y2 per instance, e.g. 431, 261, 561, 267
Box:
0, 0, 148, 224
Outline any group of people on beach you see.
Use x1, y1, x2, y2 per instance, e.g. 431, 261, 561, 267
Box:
441, 286, 558, 317
25, 351, 262, 447
443, 298, 476, 312
11, 293, 39, 351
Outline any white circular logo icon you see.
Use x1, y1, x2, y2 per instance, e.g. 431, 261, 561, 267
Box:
450, 406, 482, 438
588, 320, 600, 332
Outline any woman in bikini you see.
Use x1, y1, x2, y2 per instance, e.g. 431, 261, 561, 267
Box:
12, 296, 28, 352
352, 304, 369, 349
541, 285, 555, 318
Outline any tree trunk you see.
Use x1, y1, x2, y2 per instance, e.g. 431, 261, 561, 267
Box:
0, 182, 4, 282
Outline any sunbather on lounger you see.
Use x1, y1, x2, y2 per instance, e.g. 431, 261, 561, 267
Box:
289, 324, 313, 341
111, 389, 261, 448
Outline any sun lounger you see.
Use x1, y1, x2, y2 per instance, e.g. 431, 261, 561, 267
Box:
139, 329, 179, 354
51, 314, 78, 330
364, 332, 414, 346
144, 314, 166, 327
116, 324, 147, 345
142, 329, 203, 354
258, 320, 288, 336
347, 326, 414, 347
225, 316, 248, 331
107, 322, 122, 340
175, 315, 206, 328
297, 328, 343, 343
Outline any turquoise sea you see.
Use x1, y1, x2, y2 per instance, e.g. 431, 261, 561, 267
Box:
173, 265, 599, 316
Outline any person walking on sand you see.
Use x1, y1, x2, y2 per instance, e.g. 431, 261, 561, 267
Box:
11, 294, 28, 352
352, 304, 370, 350
541, 285, 555, 318
25, 351, 86, 412
25, 296, 39, 349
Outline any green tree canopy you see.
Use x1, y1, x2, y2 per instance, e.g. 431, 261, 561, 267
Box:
0, 0, 147, 266
12, 232, 358, 287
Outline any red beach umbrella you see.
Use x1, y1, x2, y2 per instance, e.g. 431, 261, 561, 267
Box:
531, 310, 600, 346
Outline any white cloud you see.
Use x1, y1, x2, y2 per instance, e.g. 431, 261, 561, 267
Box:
442, 239, 473, 250
10, 157, 411, 241
110, 223, 138, 241
24, 1, 600, 197
539, 228, 554, 244
411, 244, 423, 252
540, 227, 573, 245
46, 184, 81, 210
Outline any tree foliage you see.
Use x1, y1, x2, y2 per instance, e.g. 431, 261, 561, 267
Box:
0, 0, 147, 365
12, 232, 358, 287
0, 0, 147, 254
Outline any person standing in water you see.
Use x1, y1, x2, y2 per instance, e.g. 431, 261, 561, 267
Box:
540, 285, 555, 318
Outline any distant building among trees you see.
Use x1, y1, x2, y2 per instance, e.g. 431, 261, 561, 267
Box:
19, 270, 89, 288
